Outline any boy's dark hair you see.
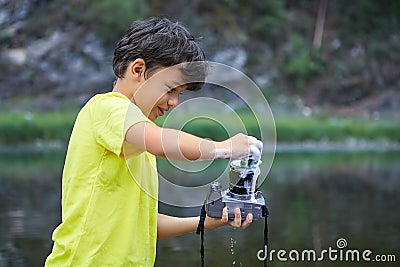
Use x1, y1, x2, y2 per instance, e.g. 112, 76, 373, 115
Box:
113, 17, 207, 91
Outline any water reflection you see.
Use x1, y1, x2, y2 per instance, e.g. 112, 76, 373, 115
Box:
0, 150, 399, 266
0, 151, 63, 266
157, 152, 400, 266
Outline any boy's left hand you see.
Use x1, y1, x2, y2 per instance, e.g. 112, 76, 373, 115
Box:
223, 207, 253, 229
204, 207, 253, 230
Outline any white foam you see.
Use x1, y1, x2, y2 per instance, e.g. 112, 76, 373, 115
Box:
212, 148, 231, 159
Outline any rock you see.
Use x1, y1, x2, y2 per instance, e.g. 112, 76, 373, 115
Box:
2, 48, 27, 65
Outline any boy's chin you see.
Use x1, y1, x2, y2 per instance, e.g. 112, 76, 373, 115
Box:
148, 113, 157, 121
148, 109, 163, 121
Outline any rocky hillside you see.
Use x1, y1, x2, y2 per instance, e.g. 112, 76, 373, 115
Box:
0, 1, 115, 110
1, 0, 399, 116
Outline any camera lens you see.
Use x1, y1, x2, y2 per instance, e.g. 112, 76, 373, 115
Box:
229, 160, 255, 196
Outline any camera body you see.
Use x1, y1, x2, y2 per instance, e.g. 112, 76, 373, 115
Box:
205, 158, 267, 220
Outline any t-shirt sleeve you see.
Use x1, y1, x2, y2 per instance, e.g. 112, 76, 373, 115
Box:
91, 95, 149, 155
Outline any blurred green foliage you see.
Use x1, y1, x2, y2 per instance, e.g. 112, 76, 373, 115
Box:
335, 0, 400, 43
275, 117, 400, 142
26, 0, 150, 46
0, 111, 398, 145
86, 0, 150, 45
283, 35, 324, 88
238, 0, 287, 41
0, 112, 76, 145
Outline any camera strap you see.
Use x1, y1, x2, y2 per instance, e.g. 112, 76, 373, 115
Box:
196, 204, 270, 267
196, 203, 207, 267
263, 207, 270, 267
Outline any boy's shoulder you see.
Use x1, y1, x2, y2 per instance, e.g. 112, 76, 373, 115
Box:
89, 91, 130, 103
84, 92, 131, 109
83, 92, 145, 120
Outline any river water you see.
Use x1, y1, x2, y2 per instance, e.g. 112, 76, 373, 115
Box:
0, 149, 399, 266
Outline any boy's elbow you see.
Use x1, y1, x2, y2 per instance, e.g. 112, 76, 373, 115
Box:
146, 145, 166, 157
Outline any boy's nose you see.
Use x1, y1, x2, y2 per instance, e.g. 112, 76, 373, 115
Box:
168, 96, 179, 107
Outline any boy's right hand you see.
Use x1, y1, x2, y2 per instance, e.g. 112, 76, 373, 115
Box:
214, 133, 263, 161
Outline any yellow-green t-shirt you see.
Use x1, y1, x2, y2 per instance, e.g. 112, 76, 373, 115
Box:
45, 92, 158, 267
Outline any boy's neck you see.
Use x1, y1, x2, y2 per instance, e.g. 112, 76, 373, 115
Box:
112, 78, 137, 101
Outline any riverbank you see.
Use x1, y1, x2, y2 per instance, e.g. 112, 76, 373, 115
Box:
1, 139, 399, 155
0, 111, 399, 146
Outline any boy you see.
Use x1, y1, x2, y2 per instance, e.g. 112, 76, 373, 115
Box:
45, 17, 262, 266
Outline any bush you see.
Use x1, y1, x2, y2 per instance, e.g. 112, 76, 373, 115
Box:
0, 112, 76, 144
283, 35, 324, 88
24, 0, 149, 46
87, 0, 150, 46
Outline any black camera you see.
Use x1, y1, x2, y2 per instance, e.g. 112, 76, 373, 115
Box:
205, 157, 267, 220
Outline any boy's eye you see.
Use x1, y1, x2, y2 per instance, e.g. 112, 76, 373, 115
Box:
166, 86, 183, 95
167, 87, 180, 94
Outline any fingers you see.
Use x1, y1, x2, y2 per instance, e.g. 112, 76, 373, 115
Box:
232, 208, 241, 227
249, 136, 263, 153
227, 208, 253, 229
249, 136, 263, 162
217, 134, 263, 160
250, 145, 261, 162
221, 206, 229, 223
241, 213, 253, 229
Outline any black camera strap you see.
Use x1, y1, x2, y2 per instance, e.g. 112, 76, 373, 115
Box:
263, 207, 270, 267
197, 204, 270, 267
196, 203, 207, 267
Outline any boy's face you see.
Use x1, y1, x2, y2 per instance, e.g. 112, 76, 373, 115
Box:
134, 66, 187, 121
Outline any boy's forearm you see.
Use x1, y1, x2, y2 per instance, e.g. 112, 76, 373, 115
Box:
157, 213, 227, 240
159, 128, 221, 160
126, 122, 221, 160
126, 121, 258, 161
157, 214, 199, 239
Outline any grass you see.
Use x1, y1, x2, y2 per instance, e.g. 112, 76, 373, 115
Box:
0, 111, 77, 144
0, 110, 399, 145
275, 116, 400, 142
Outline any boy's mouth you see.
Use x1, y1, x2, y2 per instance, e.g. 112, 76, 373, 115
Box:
157, 107, 165, 117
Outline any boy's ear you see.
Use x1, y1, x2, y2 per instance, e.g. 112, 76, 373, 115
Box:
129, 58, 146, 81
